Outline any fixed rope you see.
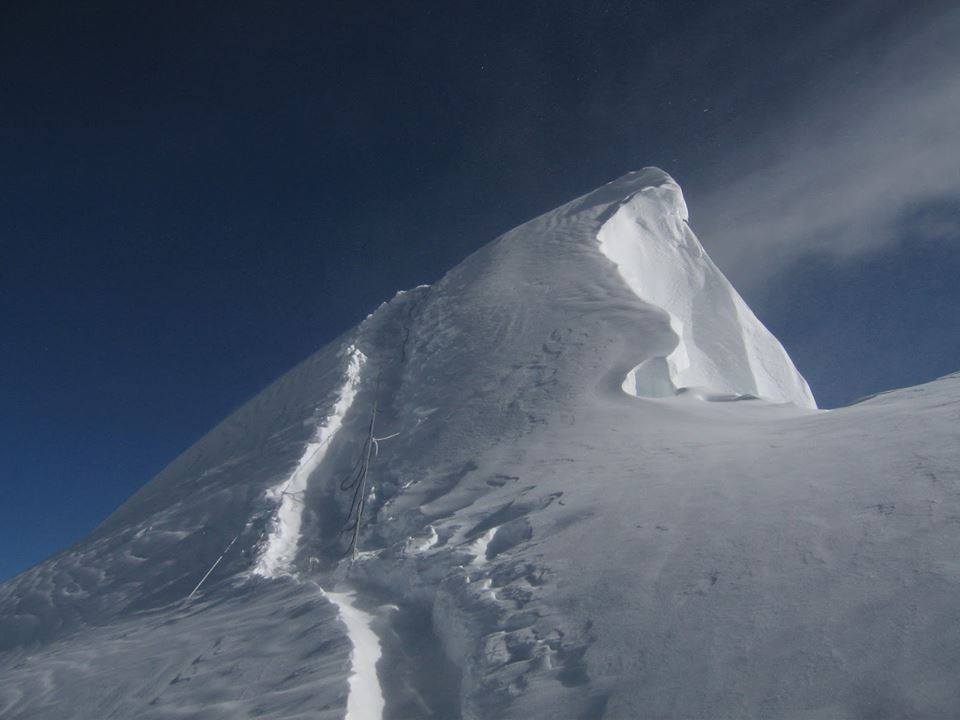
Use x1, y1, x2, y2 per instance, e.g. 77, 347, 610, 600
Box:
186, 382, 396, 601
339, 399, 398, 560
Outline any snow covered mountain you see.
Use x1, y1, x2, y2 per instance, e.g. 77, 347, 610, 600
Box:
2, 169, 958, 719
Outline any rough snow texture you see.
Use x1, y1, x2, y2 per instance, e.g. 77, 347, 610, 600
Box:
598, 174, 815, 406
2, 169, 959, 720
255, 347, 365, 577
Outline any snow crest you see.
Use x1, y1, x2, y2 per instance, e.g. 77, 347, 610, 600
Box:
322, 588, 385, 720
597, 174, 816, 408
254, 347, 366, 577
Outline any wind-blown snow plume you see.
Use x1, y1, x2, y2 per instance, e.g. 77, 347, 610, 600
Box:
254, 346, 366, 577
695, 5, 960, 289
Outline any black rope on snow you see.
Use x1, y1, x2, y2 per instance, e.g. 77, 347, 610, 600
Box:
339, 400, 378, 560
278, 489, 307, 505
338, 395, 400, 561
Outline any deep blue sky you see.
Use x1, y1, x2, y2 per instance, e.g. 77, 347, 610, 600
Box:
2, 1, 958, 580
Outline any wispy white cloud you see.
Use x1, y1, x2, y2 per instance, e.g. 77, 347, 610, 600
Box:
690, 4, 960, 290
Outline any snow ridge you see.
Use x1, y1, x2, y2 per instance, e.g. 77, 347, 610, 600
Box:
254, 346, 366, 577
322, 588, 385, 720
597, 172, 816, 408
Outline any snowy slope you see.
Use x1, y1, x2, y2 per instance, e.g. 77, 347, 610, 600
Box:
2, 169, 958, 720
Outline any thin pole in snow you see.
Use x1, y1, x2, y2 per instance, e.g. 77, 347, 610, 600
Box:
186, 531, 241, 601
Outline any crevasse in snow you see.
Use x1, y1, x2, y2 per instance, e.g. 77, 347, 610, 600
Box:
254, 346, 366, 577
597, 172, 816, 408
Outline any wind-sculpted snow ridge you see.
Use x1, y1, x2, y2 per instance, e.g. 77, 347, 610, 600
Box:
255, 345, 366, 577
597, 171, 816, 407
322, 587, 385, 720
3, 169, 960, 719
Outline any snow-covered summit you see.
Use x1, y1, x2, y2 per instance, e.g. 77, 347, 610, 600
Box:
3, 170, 958, 720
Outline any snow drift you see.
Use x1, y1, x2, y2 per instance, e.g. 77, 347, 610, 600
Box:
597, 172, 815, 406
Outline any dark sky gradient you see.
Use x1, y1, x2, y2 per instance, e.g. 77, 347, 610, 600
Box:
2, 1, 958, 580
